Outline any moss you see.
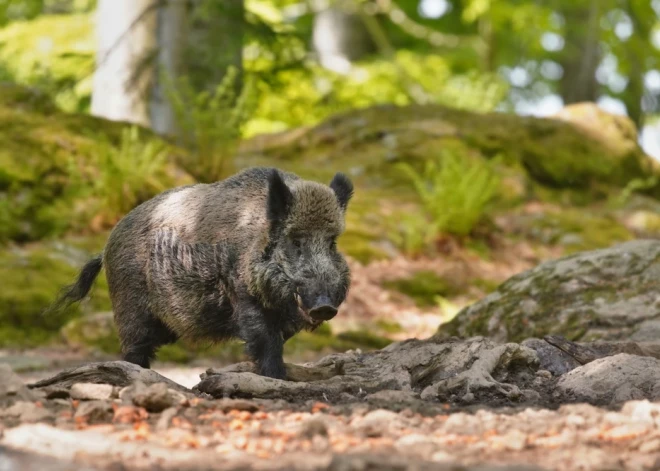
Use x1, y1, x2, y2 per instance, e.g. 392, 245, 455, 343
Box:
336, 331, 392, 350
61, 312, 120, 353
384, 270, 464, 307
470, 278, 501, 294
0, 83, 190, 244
0, 238, 111, 347
239, 104, 660, 200
374, 319, 404, 334
526, 209, 634, 254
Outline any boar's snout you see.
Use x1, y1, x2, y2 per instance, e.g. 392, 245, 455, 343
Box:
309, 295, 338, 321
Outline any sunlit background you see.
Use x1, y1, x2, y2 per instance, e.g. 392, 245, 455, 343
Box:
2, 0, 660, 157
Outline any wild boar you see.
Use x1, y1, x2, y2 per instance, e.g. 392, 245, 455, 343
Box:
51, 167, 353, 379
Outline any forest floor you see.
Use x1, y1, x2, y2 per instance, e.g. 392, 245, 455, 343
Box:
2, 236, 655, 471
3, 358, 660, 471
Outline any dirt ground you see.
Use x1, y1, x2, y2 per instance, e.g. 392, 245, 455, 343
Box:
4, 338, 660, 471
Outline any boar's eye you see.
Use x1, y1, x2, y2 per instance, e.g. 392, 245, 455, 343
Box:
292, 239, 302, 249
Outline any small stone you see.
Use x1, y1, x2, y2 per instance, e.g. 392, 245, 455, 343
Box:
156, 407, 179, 431
70, 383, 115, 401
351, 409, 402, 437
132, 383, 186, 413
74, 400, 113, 424
119, 381, 147, 403
639, 438, 660, 453
536, 369, 552, 379
431, 451, 455, 463
299, 417, 329, 439
461, 391, 475, 403
0, 365, 40, 405
522, 389, 541, 402
1, 401, 53, 423
489, 429, 527, 451
395, 434, 437, 458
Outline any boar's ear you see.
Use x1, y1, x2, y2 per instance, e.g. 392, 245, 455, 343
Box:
329, 172, 353, 211
267, 169, 293, 222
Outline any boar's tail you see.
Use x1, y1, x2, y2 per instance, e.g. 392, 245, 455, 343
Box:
47, 254, 103, 314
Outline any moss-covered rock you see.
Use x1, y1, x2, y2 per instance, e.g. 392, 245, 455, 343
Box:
509, 208, 635, 254
0, 236, 110, 347
239, 103, 660, 198
436, 240, 660, 343
0, 83, 191, 243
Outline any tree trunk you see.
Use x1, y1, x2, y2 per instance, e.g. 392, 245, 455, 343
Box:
91, 0, 188, 136
186, 0, 244, 93
91, 0, 159, 127
559, 0, 600, 104
312, 4, 375, 74
150, 0, 188, 136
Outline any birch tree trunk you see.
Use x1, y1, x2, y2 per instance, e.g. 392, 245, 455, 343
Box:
150, 0, 188, 136
558, 0, 600, 104
91, 0, 187, 136
91, 0, 158, 127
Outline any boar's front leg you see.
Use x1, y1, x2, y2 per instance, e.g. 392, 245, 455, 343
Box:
236, 299, 287, 380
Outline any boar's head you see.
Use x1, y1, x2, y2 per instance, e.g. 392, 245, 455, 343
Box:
252, 170, 353, 327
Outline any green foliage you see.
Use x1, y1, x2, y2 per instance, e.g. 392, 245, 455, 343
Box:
384, 270, 464, 307
387, 211, 438, 257
0, 13, 94, 112
245, 51, 508, 136
92, 126, 169, 224
610, 175, 660, 208
398, 151, 500, 239
0, 238, 110, 347
0, 83, 189, 243
165, 67, 254, 183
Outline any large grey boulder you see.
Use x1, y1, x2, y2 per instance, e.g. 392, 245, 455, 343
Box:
436, 240, 660, 342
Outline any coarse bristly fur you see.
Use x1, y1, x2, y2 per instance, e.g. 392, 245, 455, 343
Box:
49, 167, 354, 379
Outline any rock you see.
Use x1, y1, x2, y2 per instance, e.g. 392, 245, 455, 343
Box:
395, 434, 437, 458
611, 385, 645, 404
438, 240, 660, 343
522, 338, 580, 375
131, 383, 187, 413
298, 417, 329, 439
557, 354, 660, 405
351, 409, 403, 437
553, 103, 642, 164
1, 401, 53, 423
156, 407, 178, 431
74, 401, 113, 424
61, 312, 119, 353
0, 364, 41, 406
70, 383, 116, 401
488, 429, 527, 451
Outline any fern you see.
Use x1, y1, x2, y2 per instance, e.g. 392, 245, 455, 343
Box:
399, 151, 500, 240
94, 126, 168, 223
163, 66, 254, 183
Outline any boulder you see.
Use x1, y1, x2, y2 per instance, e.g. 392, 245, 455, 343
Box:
557, 354, 660, 406
437, 240, 660, 342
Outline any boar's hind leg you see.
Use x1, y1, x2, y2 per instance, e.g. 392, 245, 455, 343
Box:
116, 307, 178, 369
237, 301, 286, 380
